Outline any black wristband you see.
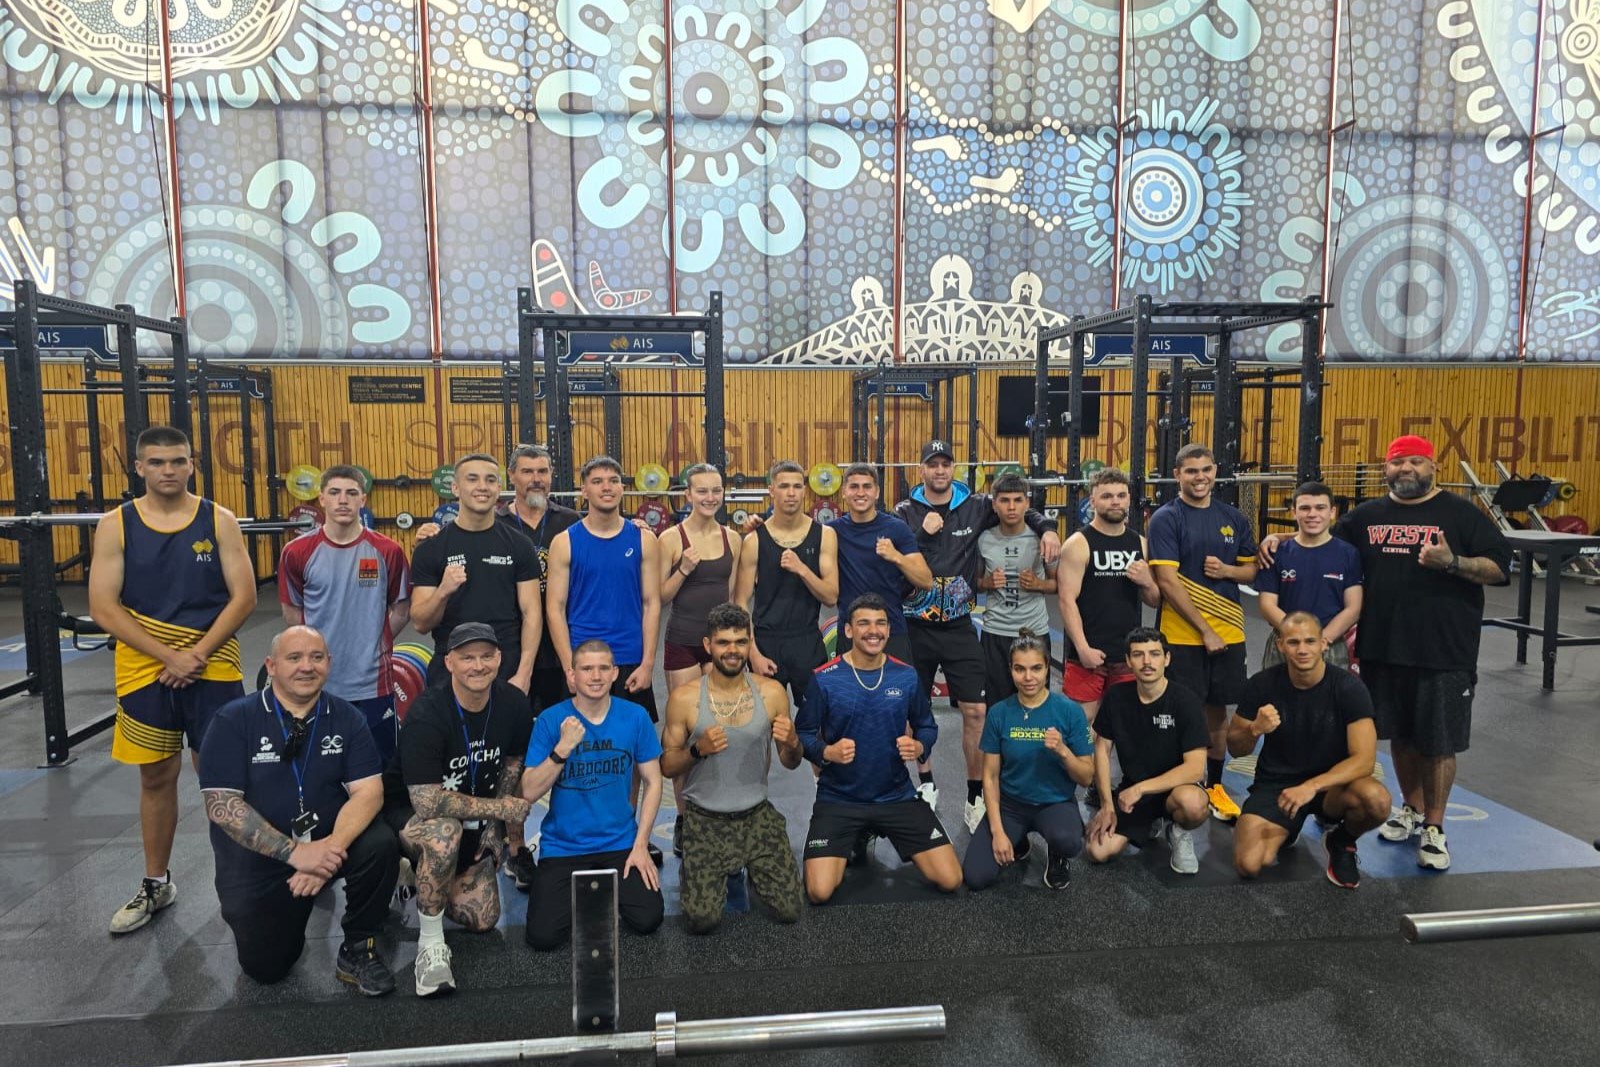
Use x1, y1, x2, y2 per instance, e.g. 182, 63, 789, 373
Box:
689, 742, 704, 760
550, 750, 568, 765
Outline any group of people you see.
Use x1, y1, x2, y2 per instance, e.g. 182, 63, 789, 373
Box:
88, 425, 1510, 999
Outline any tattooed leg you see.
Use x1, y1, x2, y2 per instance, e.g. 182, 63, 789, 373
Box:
401, 815, 463, 916
444, 856, 502, 933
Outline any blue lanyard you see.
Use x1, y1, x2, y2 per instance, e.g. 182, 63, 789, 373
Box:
267, 691, 321, 812
456, 694, 494, 795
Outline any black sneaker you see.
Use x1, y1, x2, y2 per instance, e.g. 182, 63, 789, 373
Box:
1013, 835, 1032, 864
336, 937, 396, 997
672, 816, 684, 858
1042, 847, 1071, 890
1324, 828, 1360, 890
506, 846, 537, 892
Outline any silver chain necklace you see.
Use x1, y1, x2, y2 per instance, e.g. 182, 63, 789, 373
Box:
848, 657, 885, 692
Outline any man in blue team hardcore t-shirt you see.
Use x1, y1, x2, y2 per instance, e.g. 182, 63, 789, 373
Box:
519, 639, 665, 949
795, 594, 962, 904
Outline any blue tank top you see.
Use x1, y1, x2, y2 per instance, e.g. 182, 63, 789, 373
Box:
567, 520, 644, 664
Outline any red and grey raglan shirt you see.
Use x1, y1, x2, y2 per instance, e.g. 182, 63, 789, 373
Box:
279, 528, 411, 700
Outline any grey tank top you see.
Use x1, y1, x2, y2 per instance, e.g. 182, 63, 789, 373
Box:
681, 676, 772, 813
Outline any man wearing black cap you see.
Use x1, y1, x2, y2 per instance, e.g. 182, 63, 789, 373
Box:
381, 622, 534, 995
1258, 435, 1509, 870
895, 441, 1059, 830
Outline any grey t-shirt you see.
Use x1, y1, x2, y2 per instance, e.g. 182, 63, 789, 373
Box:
977, 528, 1052, 638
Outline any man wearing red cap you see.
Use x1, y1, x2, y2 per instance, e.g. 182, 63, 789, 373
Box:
1260, 434, 1509, 870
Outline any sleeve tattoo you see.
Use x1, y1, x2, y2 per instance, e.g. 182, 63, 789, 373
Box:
409, 783, 511, 821
202, 789, 296, 862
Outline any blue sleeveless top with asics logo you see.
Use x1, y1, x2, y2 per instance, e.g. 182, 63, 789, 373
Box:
566, 521, 644, 664
115, 498, 241, 693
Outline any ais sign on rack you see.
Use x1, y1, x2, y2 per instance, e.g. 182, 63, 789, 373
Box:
564, 331, 700, 365
1087, 333, 1212, 367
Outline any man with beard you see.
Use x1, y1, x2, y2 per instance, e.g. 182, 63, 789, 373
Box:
279, 466, 412, 763
660, 604, 803, 933
735, 460, 839, 715
497, 445, 580, 710
1259, 436, 1508, 870
546, 456, 663, 720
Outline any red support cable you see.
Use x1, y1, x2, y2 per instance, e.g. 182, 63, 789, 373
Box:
1316, 0, 1346, 348
1108, 0, 1130, 308
416, 0, 447, 463
154, 1, 186, 318
892, 0, 906, 364
1510, 0, 1548, 473
663, 0, 679, 312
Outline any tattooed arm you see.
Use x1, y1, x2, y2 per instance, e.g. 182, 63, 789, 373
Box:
408, 782, 532, 825
474, 758, 528, 863
202, 789, 344, 878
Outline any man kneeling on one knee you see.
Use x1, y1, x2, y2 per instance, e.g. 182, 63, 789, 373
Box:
200, 626, 398, 994
520, 639, 665, 949
661, 604, 804, 933
381, 622, 534, 996
1227, 612, 1392, 889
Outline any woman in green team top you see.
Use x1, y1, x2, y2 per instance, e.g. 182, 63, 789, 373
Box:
962, 632, 1095, 892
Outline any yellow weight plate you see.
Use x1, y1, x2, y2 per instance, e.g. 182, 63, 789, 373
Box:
808, 462, 843, 497
636, 463, 671, 495
286, 464, 322, 502
1557, 481, 1578, 501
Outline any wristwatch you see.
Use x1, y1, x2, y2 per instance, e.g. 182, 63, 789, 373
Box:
550, 749, 569, 765
1446, 555, 1461, 575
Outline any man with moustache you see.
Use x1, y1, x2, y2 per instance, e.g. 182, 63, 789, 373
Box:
199, 626, 397, 994
497, 445, 581, 710
660, 603, 803, 933
381, 623, 534, 995
1260, 435, 1509, 870
279, 465, 412, 763
1228, 613, 1393, 889
735, 460, 839, 715
545, 456, 663, 720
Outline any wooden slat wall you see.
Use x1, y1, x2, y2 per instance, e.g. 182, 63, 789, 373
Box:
4, 361, 1597, 575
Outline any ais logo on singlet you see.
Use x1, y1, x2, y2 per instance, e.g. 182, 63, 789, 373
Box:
191, 538, 214, 562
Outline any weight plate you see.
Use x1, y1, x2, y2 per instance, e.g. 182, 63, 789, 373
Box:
432, 502, 460, 526
359, 507, 376, 530
635, 500, 672, 535
1080, 459, 1106, 477
1557, 481, 1578, 501
731, 507, 751, 526
394, 511, 415, 530
351, 465, 374, 494
286, 464, 322, 502
636, 463, 671, 494
1077, 498, 1094, 527
288, 503, 324, 530
811, 501, 839, 524
808, 462, 843, 497
391, 658, 427, 723
819, 615, 839, 658
430, 465, 456, 498
994, 463, 1025, 481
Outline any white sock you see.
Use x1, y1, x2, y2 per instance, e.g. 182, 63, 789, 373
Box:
418, 908, 445, 951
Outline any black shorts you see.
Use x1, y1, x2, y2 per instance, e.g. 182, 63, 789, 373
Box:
529, 666, 569, 716
979, 629, 1048, 706
757, 628, 829, 705
1114, 790, 1174, 843
382, 803, 484, 876
611, 667, 659, 722
1361, 662, 1475, 757
1167, 643, 1247, 707
804, 800, 953, 862
837, 630, 915, 667
906, 619, 986, 705
1241, 778, 1331, 838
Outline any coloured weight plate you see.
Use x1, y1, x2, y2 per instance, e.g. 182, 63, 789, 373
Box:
391, 658, 427, 723
351, 465, 374, 494
636, 500, 672, 534
432, 502, 460, 526
1081, 459, 1106, 477
994, 463, 1025, 481
392, 650, 426, 677
1557, 481, 1578, 501
395, 642, 435, 666
359, 507, 376, 530
394, 511, 415, 530
1077, 498, 1094, 527
1548, 515, 1591, 535
731, 507, 751, 526
286, 464, 322, 502
811, 501, 839, 524
287, 503, 324, 530
819, 615, 838, 658
635, 463, 671, 494
808, 462, 842, 496
430, 466, 456, 498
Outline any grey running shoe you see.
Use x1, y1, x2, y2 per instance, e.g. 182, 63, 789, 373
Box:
1380, 804, 1425, 842
414, 942, 456, 997
1417, 825, 1450, 871
109, 875, 176, 935
1168, 823, 1199, 875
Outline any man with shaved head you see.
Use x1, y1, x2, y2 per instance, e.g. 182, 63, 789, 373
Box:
199, 626, 399, 995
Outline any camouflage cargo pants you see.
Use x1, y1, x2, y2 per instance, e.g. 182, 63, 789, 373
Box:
679, 799, 802, 933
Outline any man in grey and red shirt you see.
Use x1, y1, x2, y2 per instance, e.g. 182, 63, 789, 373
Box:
280, 465, 411, 762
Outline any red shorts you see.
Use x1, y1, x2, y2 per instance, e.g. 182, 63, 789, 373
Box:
663, 641, 711, 672
1062, 661, 1135, 704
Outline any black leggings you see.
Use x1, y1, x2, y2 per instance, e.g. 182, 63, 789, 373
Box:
218, 819, 399, 984
962, 793, 1084, 890
524, 849, 664, 951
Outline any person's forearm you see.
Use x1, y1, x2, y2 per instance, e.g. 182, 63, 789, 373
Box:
1061, 601, 1092, 658
1059, 750, 1094, 787
1220, 563, 1257, 585
203, 789, 295, 862
409, 784, 520, 822
776, 733, 803, 769
1258, 595, 1285, 628
661, 566, 687, 602
795, 564, 834, 603
898, 556, 934, 590
1139, 761, 1206, 795
1226, 722, 1260, 758
639, 599, 660, 666
282, 602, 305, 626
659, 742, 697, 779
517, 603, 540, 677
193, 591, 257, 661
1323, 606, 1359, 642
1095, 751, 1115, 806
546, 601, 572, 670
325, 790, 381, 850
520, 761, 563, 803
1153, 570, 1211, 635
410, 590, 449, 633
1303, 751, 1375, 793
634, 779, 662, 848
386, 602, 410, 639
983, 768, 1005, 836
90, 601, 185, 665
1448, 555, 1506, 585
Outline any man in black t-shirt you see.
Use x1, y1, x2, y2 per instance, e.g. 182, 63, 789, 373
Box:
381, 623, 534, 997
1258, 435, 1509, 871
1084, 628, 1210, 875
496, 444, 580, 710
410, 453, 542, 693
1228, 613, 1392, 889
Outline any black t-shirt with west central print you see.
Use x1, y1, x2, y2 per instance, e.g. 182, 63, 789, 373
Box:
1336, 492, 1509, 672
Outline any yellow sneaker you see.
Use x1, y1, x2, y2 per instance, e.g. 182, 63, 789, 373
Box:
1206, 783, 1241, 823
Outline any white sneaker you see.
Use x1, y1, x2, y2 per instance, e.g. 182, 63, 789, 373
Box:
963, 795, 986, 834
109, 875, 176, 935
1148, 816, 1169, 842
1417, 825, 1451, 870
1380, 804, 1425, 842
414, 942, 456, 997
1168, 824, 1199, 875
916, 782, 939, 812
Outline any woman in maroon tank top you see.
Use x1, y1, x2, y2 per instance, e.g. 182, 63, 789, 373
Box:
661, 465, 743, 692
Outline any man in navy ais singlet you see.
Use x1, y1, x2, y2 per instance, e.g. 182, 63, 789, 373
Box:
734, 459, 839, 714
89, 426, 258, 935
545, 455, 663, 719
795, 594, 961, 903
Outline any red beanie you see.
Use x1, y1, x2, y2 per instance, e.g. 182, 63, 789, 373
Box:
1386, 434, 1435, 462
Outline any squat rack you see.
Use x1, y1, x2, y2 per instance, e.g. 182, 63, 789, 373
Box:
1030, 294, 1328, 528
515, 289, 726, 493
850, 362, 980, 477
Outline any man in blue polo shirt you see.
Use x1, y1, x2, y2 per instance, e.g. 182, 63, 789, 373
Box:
199, 626, 398, 995
795, 594, 960, 903
1253, 481, 1362, 668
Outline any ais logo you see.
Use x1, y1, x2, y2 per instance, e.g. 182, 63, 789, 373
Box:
191, 538, 215, 562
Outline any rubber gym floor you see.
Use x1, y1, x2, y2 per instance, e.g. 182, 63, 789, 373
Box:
1, 581, 1597, 1066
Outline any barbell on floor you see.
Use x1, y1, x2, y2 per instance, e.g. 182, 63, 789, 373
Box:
1401, 901, 1600, 944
